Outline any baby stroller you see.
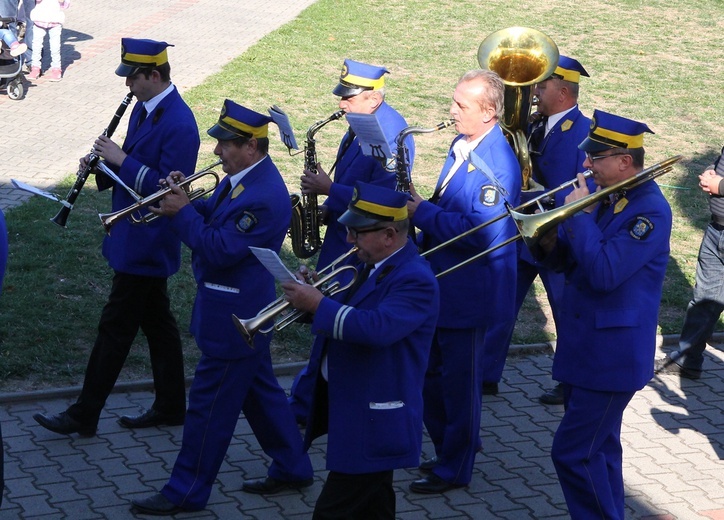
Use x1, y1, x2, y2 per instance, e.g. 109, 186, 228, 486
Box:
0, 16, 26, 101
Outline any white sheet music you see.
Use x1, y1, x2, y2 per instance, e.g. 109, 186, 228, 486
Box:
345, 112, 393, 163
268, 105, 299, 150
249, 247, 303, 284
96, 162, 142, 201
11, 179, 61, 202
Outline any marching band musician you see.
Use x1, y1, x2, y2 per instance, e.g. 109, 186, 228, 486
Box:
540, 111, 671, 519
406, 69, 521, 493
131, 100, 313, 515
482, 55, 592, 404
288, 58, 413, 425
34, 38, 199, 437
281, 182, 439, 519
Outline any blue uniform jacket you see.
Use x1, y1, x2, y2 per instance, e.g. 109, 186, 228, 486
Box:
549, 180, 672, 391
169, 156, 291, 360
413, 125, 521, 328
97, 86, 200, 277
530, 106, 590, 198
317, 101, 411, 269
305, 240, 439, 473
521, 107, 591, 264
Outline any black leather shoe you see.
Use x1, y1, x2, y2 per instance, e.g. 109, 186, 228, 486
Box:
419, 456, 438, 472
118, 409, 185, 429
539, 383, 565, 405
131, 493, 184, 516
33, 411, 96, 437
482, 382, 499, 395
654, 356, 702, 380
409, 473, 465, 494
241, 476, 313, 495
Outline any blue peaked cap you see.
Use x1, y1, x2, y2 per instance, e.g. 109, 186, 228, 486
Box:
338, 181, 409, 228
208, 99, 273, 141
579, 109, 654, 152
549, 55, 589, 83
116, 38, 173, 77
333, 59, 390, 97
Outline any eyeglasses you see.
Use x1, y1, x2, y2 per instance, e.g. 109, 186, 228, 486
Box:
346, 226, 388, 239
585, 152, 630, 162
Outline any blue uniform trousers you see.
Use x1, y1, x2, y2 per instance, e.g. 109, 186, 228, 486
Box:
162, 349, 312, 510
551, 385, 634, 520
483, 250, 565, 384
423, 327, 485, 485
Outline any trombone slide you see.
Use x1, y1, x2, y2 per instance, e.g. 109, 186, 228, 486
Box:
422, 170, 594, 260
428, 155, 681, 278
508, 155, 682, 252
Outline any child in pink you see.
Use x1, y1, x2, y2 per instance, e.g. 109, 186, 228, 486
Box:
0, 18, 28, 58
27, 0, 70, 81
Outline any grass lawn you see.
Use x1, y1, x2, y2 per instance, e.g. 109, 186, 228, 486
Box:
1, 0, 722, 391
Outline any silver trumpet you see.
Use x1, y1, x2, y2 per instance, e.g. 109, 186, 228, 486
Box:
98, 160, 222, 233
232, 247, 359, 347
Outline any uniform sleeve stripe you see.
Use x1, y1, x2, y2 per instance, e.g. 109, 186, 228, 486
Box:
135, 165, 150, 193
333, 305, 353, 340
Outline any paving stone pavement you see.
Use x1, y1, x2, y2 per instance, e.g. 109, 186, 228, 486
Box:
0, 0, 723, 518
0, 345, 722, 519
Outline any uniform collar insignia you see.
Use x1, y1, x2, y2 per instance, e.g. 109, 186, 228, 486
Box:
231, 184, 245, 199
613, 197, 628, 214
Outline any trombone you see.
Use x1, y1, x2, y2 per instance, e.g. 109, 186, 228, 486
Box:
98, 160, 222, 233
232, 247, 359, 347
509, 155, 682, 250
424, 155, 682, 278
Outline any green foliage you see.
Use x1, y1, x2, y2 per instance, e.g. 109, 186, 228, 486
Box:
2, 0, 723, 390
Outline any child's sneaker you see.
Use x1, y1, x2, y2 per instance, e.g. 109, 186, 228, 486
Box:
9, 42, 28, 58
47, 68, 62, 81
26, 66, 41, 80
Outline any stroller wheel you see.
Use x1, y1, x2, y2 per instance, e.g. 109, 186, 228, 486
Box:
7, 79, 24, 100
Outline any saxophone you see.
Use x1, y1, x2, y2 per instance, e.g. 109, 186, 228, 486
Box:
393, 119, 455, 193
289, 109, 346, 258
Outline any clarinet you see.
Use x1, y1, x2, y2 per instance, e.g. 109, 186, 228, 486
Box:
50, 92, 135, 227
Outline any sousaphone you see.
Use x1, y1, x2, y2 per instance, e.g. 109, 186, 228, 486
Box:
478, 27, 559, 190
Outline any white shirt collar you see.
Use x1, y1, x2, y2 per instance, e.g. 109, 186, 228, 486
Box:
142, 82, 175, 115
227, 155, 267, 190
369, 243, 405, 275
545, 105, 577, 135
452, 127, 492, 161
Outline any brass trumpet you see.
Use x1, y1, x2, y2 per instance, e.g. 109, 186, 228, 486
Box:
98, 160, 222, 233
232, 247, 359, 347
